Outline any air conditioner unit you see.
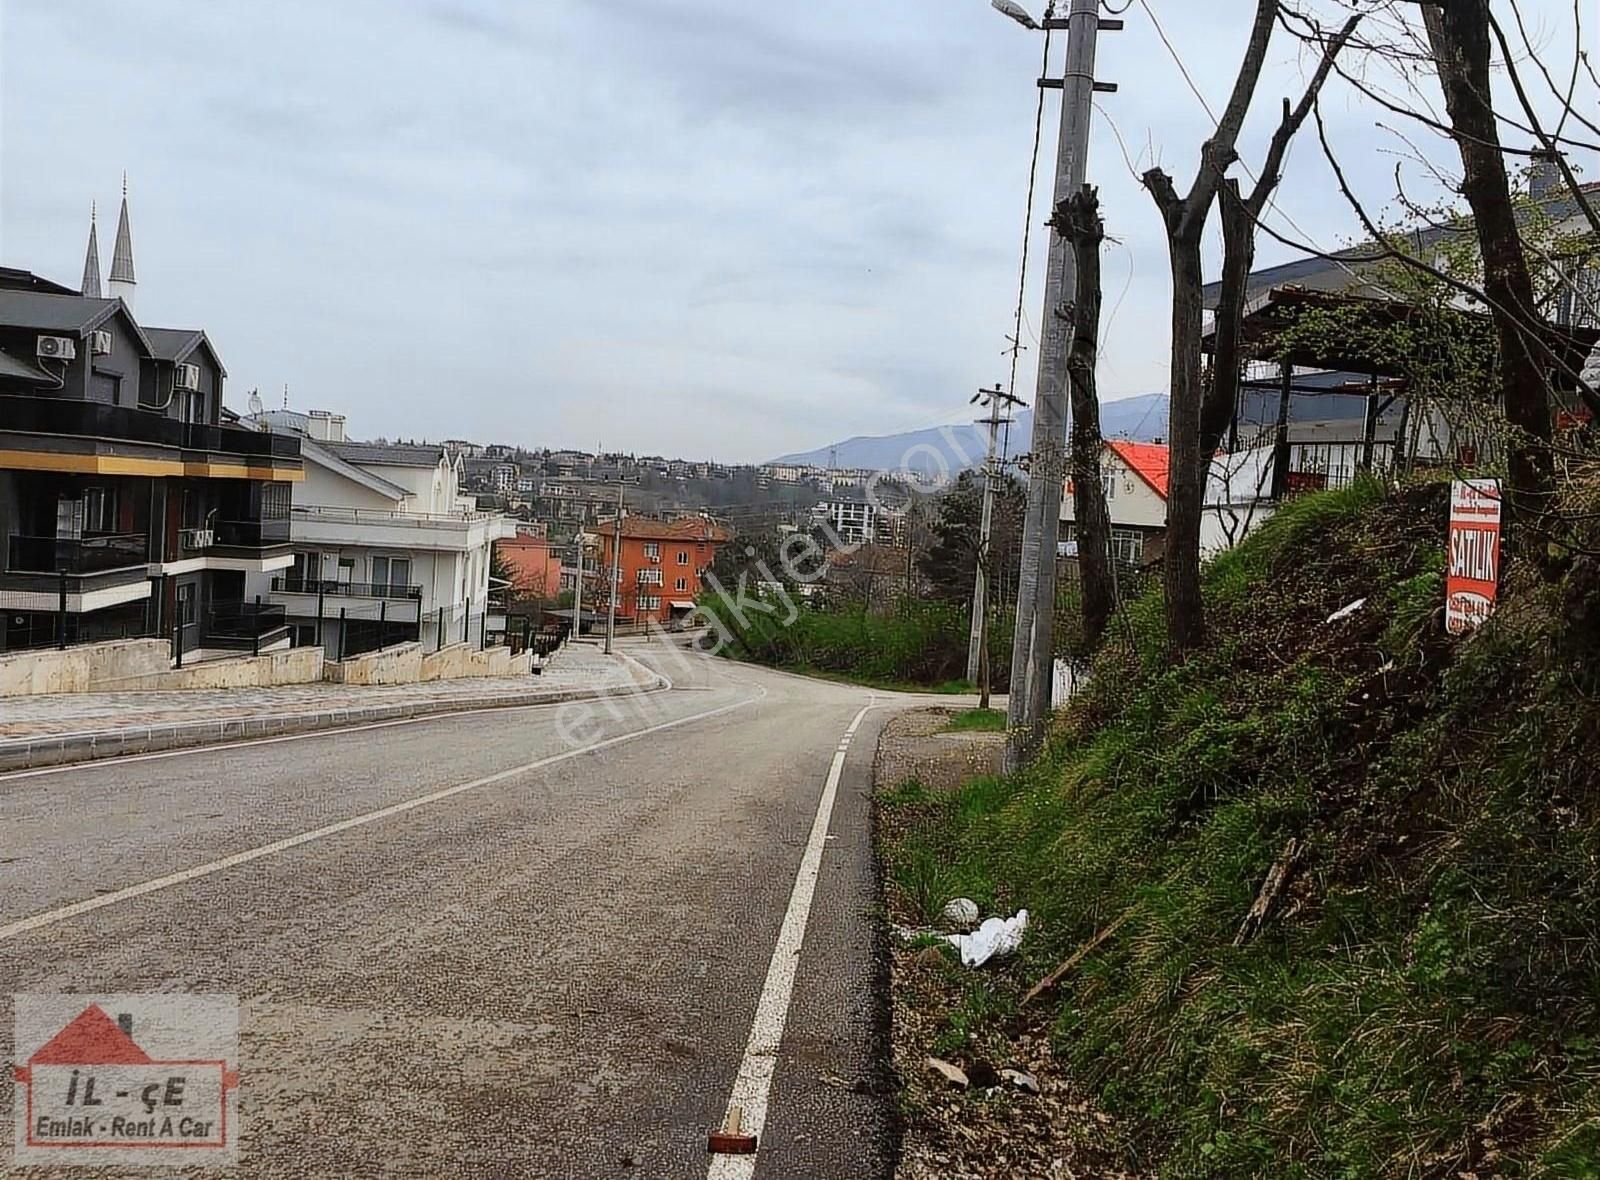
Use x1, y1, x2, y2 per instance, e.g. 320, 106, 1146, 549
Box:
36, 335, 76, 361
174, 363, 201, 391
180, 527, 215, 551
90, 329, 113, 356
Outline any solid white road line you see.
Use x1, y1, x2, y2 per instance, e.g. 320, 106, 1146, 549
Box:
707, 700, 876, 1180
0, 688, 764, 944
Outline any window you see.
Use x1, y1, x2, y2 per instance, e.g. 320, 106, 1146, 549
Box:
642, 542, 660, 559
638, 595, 661, 611
675, 577, 687, 592
176, 582, 196, 627
1102, 468, 1117, 499
82, 487, 116, 534
677, 550, 689, 565
1110, 528, 1144, 566
637, 568, 662, 585
372, 556, 411, 591
261, 482, 291, 521
336, 557, 354, 584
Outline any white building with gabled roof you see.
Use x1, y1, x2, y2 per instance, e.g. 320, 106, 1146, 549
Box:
241, 410, 515, 657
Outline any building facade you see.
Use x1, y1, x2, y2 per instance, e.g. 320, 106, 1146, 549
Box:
0, 248, 302, 654
591, 516, 729, 627
243, 412, 515, 656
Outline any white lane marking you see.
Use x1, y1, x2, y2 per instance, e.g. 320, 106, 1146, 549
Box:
707, 701, 875, 1180
0, 688, 764, 943
0, 681, 673, 785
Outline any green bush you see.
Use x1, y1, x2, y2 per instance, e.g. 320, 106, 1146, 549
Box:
705, 594, 1013, 691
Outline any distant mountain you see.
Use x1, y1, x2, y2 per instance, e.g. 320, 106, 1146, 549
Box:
770, 392, 1170, 477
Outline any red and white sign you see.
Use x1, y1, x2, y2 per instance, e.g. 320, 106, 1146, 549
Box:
1446, 479, 1502, 635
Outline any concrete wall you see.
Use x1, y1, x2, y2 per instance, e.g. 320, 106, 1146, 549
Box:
0, 638, 170, 696
419, 643, 518, 682
0, 638, 323, 695
324, 641, 423, 686
122, 646, 323, 691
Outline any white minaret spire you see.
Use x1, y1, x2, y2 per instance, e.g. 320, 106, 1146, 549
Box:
108, 173, 137, 308
80, 202, 102, 298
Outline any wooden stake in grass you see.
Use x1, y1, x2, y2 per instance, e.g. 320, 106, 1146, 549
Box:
1233, 837, 1304, 947
1022, 912, 1131, 1006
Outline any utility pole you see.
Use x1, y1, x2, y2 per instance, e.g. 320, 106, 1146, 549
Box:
966, 384, 1024, 693
571, 533, 584, 642
1005, 0, 1116, 770
604, 481, 624, 655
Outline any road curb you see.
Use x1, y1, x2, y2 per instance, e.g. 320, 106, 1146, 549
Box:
0, 670, 668, 775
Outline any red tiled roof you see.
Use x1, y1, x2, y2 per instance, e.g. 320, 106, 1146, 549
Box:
616, 517, 731, 543
1108, 440, 1171, 499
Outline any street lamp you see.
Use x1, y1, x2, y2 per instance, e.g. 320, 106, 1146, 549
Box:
990, 0, 1040, 30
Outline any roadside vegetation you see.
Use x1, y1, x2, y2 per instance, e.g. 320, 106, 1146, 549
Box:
880, 472, 1600, 1176
943, 708, 1007, 733
706, 599, 1011, 693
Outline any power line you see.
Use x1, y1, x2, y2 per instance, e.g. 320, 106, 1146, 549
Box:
1136, 0, 1366, 287
1004, 18, 1058, 407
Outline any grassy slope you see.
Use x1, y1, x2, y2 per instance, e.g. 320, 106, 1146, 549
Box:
881, 476, 1600, 1177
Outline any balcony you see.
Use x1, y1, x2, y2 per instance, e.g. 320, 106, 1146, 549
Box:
271, 576, 422, 600
203, 602, 291, 655
184, 519, 293, 552
0, 395, 301, 461
7, 533, 148, 575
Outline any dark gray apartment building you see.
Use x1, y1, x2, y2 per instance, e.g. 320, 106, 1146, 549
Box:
0, 192, 302, 653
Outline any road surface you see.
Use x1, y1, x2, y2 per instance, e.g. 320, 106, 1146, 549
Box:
1, 640, 904, 1178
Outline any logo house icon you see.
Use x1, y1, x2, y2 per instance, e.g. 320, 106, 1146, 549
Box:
14, 1001, 238, 1154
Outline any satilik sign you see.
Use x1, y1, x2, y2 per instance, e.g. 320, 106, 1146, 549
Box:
1446, 479, 1502, 635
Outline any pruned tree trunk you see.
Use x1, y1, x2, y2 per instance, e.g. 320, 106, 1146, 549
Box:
1059, 185, 1114, 650
1142, 0, 1280, 656
1422, 1, 1552, 530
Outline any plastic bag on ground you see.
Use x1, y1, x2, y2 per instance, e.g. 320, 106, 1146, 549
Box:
946, 909, 1029, 967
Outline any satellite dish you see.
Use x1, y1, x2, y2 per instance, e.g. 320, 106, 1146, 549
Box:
247, 389, 264, 417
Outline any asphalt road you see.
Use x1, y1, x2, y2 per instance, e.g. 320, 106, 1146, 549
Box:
0, 639, 902, 1179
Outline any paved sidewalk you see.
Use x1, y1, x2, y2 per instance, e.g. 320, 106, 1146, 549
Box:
0, 642, 658, 772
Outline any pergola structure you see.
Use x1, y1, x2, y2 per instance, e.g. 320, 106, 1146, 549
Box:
1201, 285, 1600, 498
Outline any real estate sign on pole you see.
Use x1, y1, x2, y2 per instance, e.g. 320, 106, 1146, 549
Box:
1446, 478, 1502, 635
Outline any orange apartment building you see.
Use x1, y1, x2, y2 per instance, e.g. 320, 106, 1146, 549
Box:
495, 526, 562, 599
593, 516, 730, 626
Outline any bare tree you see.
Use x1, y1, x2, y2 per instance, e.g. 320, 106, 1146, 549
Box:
1058, 185, 1114, 649
1204, 14, 1362, 462
1142, 0, 1279, 654
1420, 0, 1553, 529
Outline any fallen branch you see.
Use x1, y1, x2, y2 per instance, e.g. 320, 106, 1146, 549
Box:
1021, 912, 1131, 1006
1233, 837, 1305, 947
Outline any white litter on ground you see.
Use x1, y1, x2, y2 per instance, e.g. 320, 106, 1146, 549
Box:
940, 898, 980, 930
1325, 598, 1367, 624
946, 910, 1029, 967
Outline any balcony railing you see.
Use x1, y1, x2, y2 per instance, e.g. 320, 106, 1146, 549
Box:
271, 576, 423, 600
7, 533, 148, 575
205, 602, 291, 654
0, 395, 301, 460
212, 518, 292, 547
292, 505, 497, 527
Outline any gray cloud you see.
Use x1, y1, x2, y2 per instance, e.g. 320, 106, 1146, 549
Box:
2, 0, 1585, 460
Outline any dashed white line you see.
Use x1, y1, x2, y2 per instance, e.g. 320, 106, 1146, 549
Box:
707, 700, 875, 1180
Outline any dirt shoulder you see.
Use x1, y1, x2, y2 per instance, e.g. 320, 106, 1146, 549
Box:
872, 708, 1136, 1180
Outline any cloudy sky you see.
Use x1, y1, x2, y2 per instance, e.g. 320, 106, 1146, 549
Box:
0, 1, 1587, 461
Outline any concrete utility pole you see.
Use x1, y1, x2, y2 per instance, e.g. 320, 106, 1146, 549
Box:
1004, 0, 1116, 771
571, 534, 585, 643
966, 385, 1024, 691
604, 482, 624, 655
